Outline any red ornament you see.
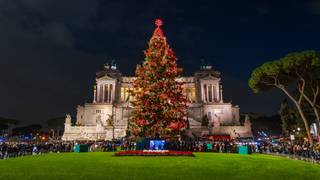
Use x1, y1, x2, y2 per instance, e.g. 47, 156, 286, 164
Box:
137, 119, 147, 126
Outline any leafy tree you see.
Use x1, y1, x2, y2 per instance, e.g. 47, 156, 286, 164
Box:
0, 117, 19, 126
46, 117, 66, 128
0, 117, 20, 135
301, 82, 320, 135
249, 50, 320, 145
46, 117, 67, 138
129, 19, 188, 138
279, 99, 303, 134
0, 123, 8, 130
12, 124, 42, 135
279, 99, 292, 134
247, 114, 282, 136
282, 51, 320, 136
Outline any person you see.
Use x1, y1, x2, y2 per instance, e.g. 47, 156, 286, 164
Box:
32, 145, 38, 155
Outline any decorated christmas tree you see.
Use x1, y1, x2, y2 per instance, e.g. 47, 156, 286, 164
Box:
129, 19, 188, 138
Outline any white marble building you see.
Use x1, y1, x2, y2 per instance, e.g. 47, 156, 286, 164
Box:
62, 64, 252, 141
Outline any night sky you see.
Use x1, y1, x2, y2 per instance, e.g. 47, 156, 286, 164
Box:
1, 0, 320, 125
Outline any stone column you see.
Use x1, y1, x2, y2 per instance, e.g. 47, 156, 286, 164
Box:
124, 87, 126, 102
109, 84, 113, 103
93, 85, 97, 103
211, 84, 214, 102
107, 84, 109, 103
187, 88, 190, 102
201, 83, 205, 102
112, 84, 115, 102
220, 85, 223, 103
102, 84, 106, 103
206, 84, 209, 102
107, 84, 110, 103
121, 87, 124, 102
97, 84, 100, 103
109, 84, 112, 103
215, 84, 219, 102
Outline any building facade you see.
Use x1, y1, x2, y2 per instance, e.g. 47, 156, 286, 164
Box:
62, 64, 252, 141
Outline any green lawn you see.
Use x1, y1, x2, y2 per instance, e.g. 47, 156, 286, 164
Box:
0, 152, 319, 180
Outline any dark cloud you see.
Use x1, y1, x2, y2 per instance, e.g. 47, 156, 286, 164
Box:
0, 0, 101, 124
256, 7, 269, 16
306, 0, 320, 15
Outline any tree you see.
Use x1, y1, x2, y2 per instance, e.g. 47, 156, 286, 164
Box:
279, 99, 291, 134
248, 114, 282, 136
300, 79, 320, 137
282, 51, 320, 139
46, 117, 65, 128
12, 124, 42, 135
129, 19, 188, 138
279, 99, 299, 134
0, 123, 8, 130
249, 50, 320, 146
0, 117, 19, 126
46, 117, 67, 139
0, 117, 20, 135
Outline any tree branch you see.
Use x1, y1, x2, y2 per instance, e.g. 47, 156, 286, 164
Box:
297, 77, 305, 105
313, 83, 319, 105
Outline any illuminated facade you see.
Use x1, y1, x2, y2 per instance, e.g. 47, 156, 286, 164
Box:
62, 64, 252, 141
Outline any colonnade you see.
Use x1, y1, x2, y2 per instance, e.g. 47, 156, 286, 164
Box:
94, 84, 115, 103
201, 83, 222, 103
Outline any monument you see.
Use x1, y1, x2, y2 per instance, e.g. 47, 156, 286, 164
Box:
62, 20, 252, 141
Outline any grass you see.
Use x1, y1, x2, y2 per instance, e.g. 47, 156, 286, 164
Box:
0, 152, 319, 180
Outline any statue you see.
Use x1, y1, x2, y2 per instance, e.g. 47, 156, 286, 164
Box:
213, 114, 220, 127
106, 114, 114, 127
201, 115, 209, 127
244, 114, 251, 127
65, 114, 71, 124
96, 115, 103, 126
111, 59, 117, 70
104, 63, 110, 69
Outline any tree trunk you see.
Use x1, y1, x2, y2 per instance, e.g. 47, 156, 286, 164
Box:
301, 93, 320, 142
294, 102, 313, 146
279, 87, 314, 146
310, 105, 320, 142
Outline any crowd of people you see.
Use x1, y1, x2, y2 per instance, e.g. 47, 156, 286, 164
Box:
0, 141, 124, 159
1, 139, 320, 162
257, 141, 320, 160
0, 141, 74, 159
0, 140, 242, 159
164, 140, 238, 153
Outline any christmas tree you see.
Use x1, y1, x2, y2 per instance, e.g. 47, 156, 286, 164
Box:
129, 19, 188, 138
